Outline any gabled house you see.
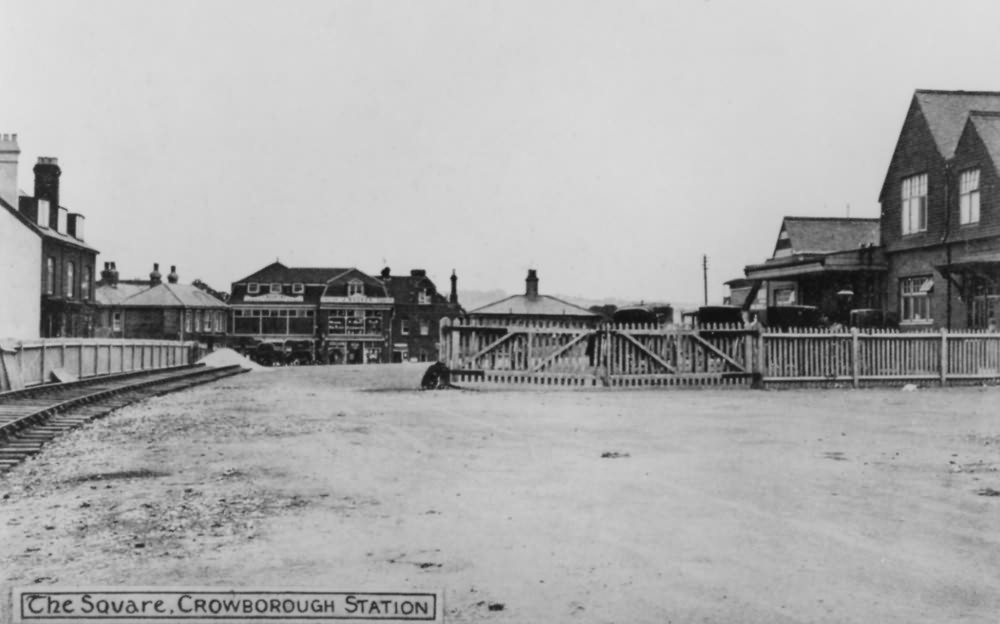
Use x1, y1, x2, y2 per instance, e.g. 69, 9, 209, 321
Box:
228, 262, 393, 364
95, 263, 229, 344
880, 89, 1000, 329
0, 134, 98, 338
467, 270, 600, 327
742, 217, 886, 322
377, 267, 463, 363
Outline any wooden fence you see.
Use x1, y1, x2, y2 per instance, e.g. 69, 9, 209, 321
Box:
0, 339, 204, 392
439, 318, 1000, 388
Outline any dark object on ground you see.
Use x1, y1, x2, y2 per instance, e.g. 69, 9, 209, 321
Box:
601, 451, 631, 459
487, 603, 505, 612
977, 487, 1000, 497
421, 363, 452, 389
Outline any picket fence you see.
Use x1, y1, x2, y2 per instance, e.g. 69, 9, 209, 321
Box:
0, 339, 204, 392
438, 318, 1000, 388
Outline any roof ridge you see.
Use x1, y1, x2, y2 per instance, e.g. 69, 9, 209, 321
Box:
968, 110, 1000, 118
916, 89, 1000, 96
784, 216, 879, 222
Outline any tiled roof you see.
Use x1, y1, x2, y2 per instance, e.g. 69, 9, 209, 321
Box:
780, 217, 880, 255
915, 90, 1000, 158
967, 112, 1000, 171
233, 262, 352, 285
469, 294, 598, 317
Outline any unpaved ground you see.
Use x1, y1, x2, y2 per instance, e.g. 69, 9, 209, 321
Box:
2, 364, 1000, 623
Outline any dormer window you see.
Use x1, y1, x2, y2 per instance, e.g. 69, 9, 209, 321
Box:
901, 173, 928, 235
960, 169, 981, 225
348, 279, 364, 296
247, 283, 260, 294
292, 283, 305, 294
418, 288, 431, 305
270, 283, 282, 294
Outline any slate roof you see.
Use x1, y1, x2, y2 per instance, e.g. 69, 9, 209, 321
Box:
0, 196, 99, 254
469, 294, 597, 317
233, 261, 351, 284
94, 282, 150, 306
914, 90, 1000, 158
778, 217, 880, 255
96, 282, 228, 308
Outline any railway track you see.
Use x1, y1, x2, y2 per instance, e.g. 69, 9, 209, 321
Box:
0, 364, 247, 473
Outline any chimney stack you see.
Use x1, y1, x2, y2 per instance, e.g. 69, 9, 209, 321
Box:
381, 267, 391, 279
34, 157, 61, 229
0, 133, 20, 209
450, 270, 458, 304
68, 213, 85, 240
168, 265, 179, 284
410, 269, 426, 277
110, 262, 119, 287
525, 269, 539, 298
150, 263, 162, 285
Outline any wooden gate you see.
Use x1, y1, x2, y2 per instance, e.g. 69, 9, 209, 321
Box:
439, 319, 757, 387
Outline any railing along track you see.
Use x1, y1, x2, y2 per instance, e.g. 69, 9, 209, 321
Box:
0, 365, 246, 473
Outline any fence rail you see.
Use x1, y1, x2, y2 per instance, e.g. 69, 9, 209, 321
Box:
0, 339, 204, 392
439, 318, 1000, 388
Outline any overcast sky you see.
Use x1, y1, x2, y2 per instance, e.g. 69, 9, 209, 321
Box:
4, 0, 1000, 304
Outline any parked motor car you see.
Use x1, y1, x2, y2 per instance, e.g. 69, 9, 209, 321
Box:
761, 305, 825, 330
848, 308, 899, 329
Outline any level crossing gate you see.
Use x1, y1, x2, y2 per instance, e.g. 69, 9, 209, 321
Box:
438, 319, 757, 387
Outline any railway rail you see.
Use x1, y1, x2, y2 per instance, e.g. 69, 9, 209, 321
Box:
0, 364, 247, 473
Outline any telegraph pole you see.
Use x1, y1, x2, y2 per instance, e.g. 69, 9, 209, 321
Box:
702, 254, 708, 306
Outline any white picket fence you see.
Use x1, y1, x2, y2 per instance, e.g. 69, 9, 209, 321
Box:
439, 318, 1000, 388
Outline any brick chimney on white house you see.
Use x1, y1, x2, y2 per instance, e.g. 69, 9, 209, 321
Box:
0, 133, 19, 209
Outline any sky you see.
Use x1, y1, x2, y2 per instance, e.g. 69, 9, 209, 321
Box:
5, 0, 1000, 305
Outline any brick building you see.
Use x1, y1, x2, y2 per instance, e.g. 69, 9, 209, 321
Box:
378, 267, 463, 362
879, 90, 1000, 329
95, 263, 229, 344
0, 134, 98, 338
229, 262, 393, 364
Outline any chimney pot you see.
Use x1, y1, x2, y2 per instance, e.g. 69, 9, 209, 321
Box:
150, 263, 162, 285
525, 269, 539, 298
168, 265, 179, 284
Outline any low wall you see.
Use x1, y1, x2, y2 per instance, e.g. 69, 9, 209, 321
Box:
0, 339, 203, 392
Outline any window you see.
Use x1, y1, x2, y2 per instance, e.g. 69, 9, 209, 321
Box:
418, 288, 431, 305
185, 311, 194, 333
247, 282, 260, 294
45, 257, 55, 295
292, 283, 305, 294
112, 312, 122, 332
901, 173, 928, 234
901, 276, 933, 322
774, 288, 796, 306
348, 279, 364, 296
270, 283, 282, 294
400, 318, 410, 335
65, 262, 75, 298
81, 267, 91, 300
960, 169, 981, 225
419, 320, 430, 336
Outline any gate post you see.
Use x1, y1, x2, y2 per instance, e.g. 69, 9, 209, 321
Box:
851, 328, 860, 388
940, 328, 948, 386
